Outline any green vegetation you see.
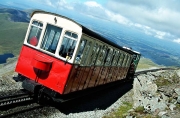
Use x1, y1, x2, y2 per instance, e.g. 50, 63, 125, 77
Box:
137, 57, 161, 70
134, 106, 144, 113
0, 13, 28, 56
155, 72, 180, 87
103, 102, 133, 118
155, 76, 171, 87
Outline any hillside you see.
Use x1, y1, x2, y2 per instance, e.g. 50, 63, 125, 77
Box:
0, 10, 28, 55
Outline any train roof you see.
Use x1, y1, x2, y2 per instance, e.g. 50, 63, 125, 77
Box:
31, 10, 140, 55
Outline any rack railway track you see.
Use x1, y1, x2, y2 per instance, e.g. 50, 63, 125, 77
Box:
135, 67, 176, 76
0, 89, 42, 118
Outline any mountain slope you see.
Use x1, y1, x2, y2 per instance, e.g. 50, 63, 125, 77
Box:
0, 10, 28, 55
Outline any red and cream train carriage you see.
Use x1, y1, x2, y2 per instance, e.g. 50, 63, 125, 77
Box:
15, 11, 140, 101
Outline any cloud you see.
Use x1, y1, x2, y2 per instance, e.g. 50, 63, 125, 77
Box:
45, 0, 55, 7
105, 10, 130, 25
173, 38, 180, 44
26, 0, 180, 42
84, 1, 103, 8
106, 0, 180, 40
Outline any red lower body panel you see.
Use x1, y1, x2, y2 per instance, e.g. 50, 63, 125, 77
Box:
15, 45, 72, 94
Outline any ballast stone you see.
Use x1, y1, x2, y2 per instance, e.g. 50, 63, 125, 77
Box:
176, 69, 180, 77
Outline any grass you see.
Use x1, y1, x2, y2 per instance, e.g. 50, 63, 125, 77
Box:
103, 102, 133, 118
137, 57, 161, 70
154, 76, 171, 87
154, 72, 179, 87
134, 106, 144, 113
0, 13, 28, 56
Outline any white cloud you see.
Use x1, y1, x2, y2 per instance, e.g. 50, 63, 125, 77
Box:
106, 0, 180, 40
45, 0, 55, 7
105, 10, 130, 25
84, 1, 102, 8
56, 0, 73, 10
28, 0, 180, 41
173, 38, 180, 44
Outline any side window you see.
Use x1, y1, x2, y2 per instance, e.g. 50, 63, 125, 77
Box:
96, 45, 106, 65
105, 48, 113, 66
80, 40, 92, 66
87, 43, 97, 66
91, 43, 101, 65
118, 52, 124, 66
75, 39, 87, 64
59, 31, 78, 59
112, 50, 120, 66
27, 21, 43, 46
126, 55, 132, 67
122, 54, 127, 67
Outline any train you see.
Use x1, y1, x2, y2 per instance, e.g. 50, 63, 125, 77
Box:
14, 10, 141, 103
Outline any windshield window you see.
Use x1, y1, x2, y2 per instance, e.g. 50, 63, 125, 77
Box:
27, 21, 43, 46
41, 24, 62, 53
59, 31, 78, 59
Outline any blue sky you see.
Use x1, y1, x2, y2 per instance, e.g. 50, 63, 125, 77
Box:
1, 0, 180, 45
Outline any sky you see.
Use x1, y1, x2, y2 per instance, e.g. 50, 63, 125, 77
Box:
1, 0, 180, 45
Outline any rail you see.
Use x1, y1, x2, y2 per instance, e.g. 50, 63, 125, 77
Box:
135, 67, 176, 76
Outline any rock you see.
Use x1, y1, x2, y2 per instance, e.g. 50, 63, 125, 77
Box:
158, 111, 167, 117
146, 74, 156, 81
161, 115, 171, 118
169, 104, 176, 111
177, 96, 180, 104
153, 108, 160, 116
174, 88, 180, 96
150, 71, 161, 77
126, 115, 133, 118
133, 75, 167, 112
176, 69, 180, 77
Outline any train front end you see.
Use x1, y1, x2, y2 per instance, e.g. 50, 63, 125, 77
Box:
15, 11, 82, 96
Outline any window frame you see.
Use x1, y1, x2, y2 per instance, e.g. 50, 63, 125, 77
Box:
40, 23, 63, 54
26, 20, 44, 47
58, 30, 78, 60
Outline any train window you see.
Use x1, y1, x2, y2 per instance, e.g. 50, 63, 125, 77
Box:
125, 55, 129, 67
112, 50, 120, 66
89, 43, 101, 65
75, 39, 87, 64
96, 45, 107, 65
27, 21, 43, 46
40, 24, 62, 53
126, 55, 132, 67
59, 31, 78, 59
105, 48, 113, 66
87, 43, 98, 66
122, 54, 127, 67
80, 40, 92, 66
118, 52, 124, 66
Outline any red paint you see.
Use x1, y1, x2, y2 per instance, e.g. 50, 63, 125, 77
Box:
30, 36, 38, 46
15, 45, 73, 94
31, 55, 52, 71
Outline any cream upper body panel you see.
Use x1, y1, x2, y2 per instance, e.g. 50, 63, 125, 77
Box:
24, 12, 82, 64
